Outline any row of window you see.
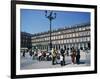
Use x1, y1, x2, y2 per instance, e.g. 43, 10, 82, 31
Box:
32, 37, 90, 45
32, 26, 90, 39
52, 37, 90, 44
32, 31, 90, 43
21, 40, 31, 43
21, 44, 32, 48
32, 42, 89, 50
52, 26, 90, 35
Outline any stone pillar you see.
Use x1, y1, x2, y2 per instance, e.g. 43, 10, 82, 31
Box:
57, 45, 59, 50
72, 43, 74, 47
86, 43, 88, 48
75, 43, 77, 49
63, 44, 64, 49
82, 43, 84, 50
66, 44, 67, 50
69, 44, 71, 50
78, 43, 80, 49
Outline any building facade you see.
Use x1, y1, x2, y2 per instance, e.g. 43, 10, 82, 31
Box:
21, 32, 32, 50
31, 23, 90, 51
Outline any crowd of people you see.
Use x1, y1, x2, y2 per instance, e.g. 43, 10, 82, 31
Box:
21, 47, 81, 66
51, 47, 80, 66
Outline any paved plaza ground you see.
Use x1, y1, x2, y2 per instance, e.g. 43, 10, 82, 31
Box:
20, 50, 90, 70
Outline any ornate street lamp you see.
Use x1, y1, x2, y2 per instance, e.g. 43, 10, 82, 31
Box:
45, 10, 56, 50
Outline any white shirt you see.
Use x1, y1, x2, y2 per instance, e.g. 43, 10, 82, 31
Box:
60, 55, 63, 61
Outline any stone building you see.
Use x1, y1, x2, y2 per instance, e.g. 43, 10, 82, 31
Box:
21, 32, 32, 51
31, 23, 90, 51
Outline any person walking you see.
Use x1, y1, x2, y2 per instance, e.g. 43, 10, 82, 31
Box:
76, 48, 80, 64
60, 47, 65, 66
23, 50, 25, 57
38, 50, 42, 61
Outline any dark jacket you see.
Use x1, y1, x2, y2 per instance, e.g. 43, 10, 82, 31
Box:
60, 48, 65, 56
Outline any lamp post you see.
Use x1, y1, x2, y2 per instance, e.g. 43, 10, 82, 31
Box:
45, 10, 56, 50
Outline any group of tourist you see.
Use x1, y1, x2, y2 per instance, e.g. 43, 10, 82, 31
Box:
51, 47, 80, 66
22, 49, 52, 61
21, 47, 81, 66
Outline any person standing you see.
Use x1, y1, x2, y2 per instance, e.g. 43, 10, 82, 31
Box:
38, 50, 42, 61
60, 55, 63, 66
60, 47, 65, 66
67, 49, 69, 56
76, 48, 80, 64
71, 47, 76, 64
23, 50, 25, 57
29, 49, 32, 56
51, 48, 57, 65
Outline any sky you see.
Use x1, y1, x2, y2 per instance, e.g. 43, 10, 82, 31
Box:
20, 9, 90, 34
